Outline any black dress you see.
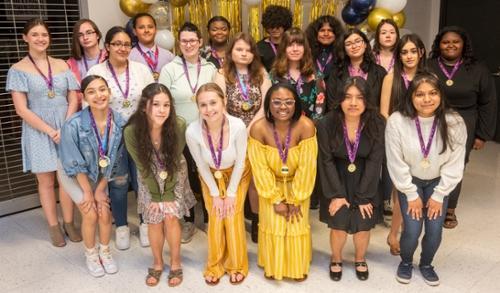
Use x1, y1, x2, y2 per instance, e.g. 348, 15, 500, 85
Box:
256, 39, 278, 73
326, 63, 387, 112
317, 112, 385, 233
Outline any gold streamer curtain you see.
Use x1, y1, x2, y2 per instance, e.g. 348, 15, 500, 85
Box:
219, 0, 242, 35
309, 0, 337, 21
188, 0, 213, 40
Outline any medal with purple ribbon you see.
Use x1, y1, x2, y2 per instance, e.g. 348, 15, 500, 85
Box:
107, 61, 131, 108
316, 53, 333, 76
83, 49, 104, 73
376, 53, 395, 72
237, 72, 253, 111
415, 116, 438, 169
287, 70, 304, 95
28, 54, 55, 98
272, 124, 292, 175
182, 57, 201, 101
137, 45, 160, 81
89, 109, 112, 168
205, 117, 225, 179
438, 57, 462, 86
401, 71, 411, 89
266, 39, 278, 56
348, 64, 367, 80
210, 47, 224, 68
342, 121, 364, 173
153, 146, 168, 180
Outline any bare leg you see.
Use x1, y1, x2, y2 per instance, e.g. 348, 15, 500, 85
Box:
36, 172, 59, 226
146, 222, 165, 285
78, 206, 97, 249
56, 171, 75, 224
387, 190, 402, 253
353, 231, 370, 272
330, 229, 347, 272
164, 216, 182, 286
97, 204, 112, 245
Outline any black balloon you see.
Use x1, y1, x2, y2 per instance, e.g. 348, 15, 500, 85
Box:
342, 5, 368, 25
351, 0, 376, 14
125, 18, 138, 47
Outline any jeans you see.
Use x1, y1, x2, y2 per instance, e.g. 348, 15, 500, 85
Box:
108, 153, 137, 227
398, 177, 449, 266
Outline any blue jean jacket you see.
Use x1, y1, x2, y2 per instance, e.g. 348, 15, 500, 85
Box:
60, 107, 128, 183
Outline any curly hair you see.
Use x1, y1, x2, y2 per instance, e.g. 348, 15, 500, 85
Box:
373, 19, 400, 53
223, 32, 264, 86
271, 27, 315, 79
126, 83, 179, 178
305, 15, 345, 60
429, 26, 476, 70
261, 5, 293, 31
336, 28, 376, 76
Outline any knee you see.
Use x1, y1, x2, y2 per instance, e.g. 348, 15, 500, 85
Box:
82, 209, 98, 224
164, 217, 179, 228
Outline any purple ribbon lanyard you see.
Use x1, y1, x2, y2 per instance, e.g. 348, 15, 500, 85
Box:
348, 64, 367, 80
236, 72, 250, 101
415, 116, 438, 159
376, 53, 395, 72
272, 124, 292, 166
153, 147, 165, 170
266, 39, 277, 56
401, 71, 410, 89
28, 54, 53, 92
89, 109, 112, 158
205, 117, 225, 169
211, 47, 223, 67
287, 70, 304, 95
437, 57, 462, 81
342, 121, 363, 164
107, 61, 130, 100
316, 53, 333, 74
137, 45, 159, 73
182, 57, 202, 95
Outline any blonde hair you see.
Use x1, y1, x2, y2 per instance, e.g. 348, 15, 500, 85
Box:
195, 82, 225, 104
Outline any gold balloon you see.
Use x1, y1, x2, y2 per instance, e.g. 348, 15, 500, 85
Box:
171, 0, 189, 7
367, 8, 393, 31
392, 11, 406, 28
358, 22, 371, 35
119, 0, 150, 17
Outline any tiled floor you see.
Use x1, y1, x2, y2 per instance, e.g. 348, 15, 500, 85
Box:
1, 143, 499, 293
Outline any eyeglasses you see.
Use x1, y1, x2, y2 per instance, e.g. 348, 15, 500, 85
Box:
109, 42, 132, 49
77, 30, 96, 38
345, 38, 364, 48
271, 99, 295, 107
179, 39, 200, 46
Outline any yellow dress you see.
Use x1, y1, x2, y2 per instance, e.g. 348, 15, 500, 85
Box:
248, 135, 318, 280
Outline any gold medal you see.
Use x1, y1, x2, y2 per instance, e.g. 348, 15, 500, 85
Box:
420, 158, 431, 169
241, 101, 252, 112
281, 165, 289, 175
446, 79, 453, 86
159, 170, 168, 180
122, 99, 131, 108
153, 72, 160, 80
214, 170, 223, 179
98, 156, 110, 168
47, 90, 55, 98
347, 163, 356, 173
190, 95, 196, 102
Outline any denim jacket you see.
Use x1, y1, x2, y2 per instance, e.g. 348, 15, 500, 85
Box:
60, 107, 128, 183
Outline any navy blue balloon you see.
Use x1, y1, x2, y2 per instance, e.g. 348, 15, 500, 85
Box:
351, 0, 376, 14
125, 18, 138, 47
342, 5, 368, 25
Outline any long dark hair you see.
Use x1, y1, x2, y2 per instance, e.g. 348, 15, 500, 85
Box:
389, 34, 427, 114
398, 72, 452, 154
329, 77, 385, 149
264, 83, 302, 123
373, 19, 400, 53
429, 26, 476, 70
305, 15, 345, 60
126, 83, 179, 177
272, 27, 315, 78
103, 26, 131, 57
223, 32, 264, 86
337, 29, 375, 76
71, 19, 102, 60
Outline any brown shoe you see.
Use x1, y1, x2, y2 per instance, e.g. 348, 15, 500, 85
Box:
49, 224, 66, 247
63, 222, 82, 242
443, 212, 458, 229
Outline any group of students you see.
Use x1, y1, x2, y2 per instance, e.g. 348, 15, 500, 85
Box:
6, 3, 496, 288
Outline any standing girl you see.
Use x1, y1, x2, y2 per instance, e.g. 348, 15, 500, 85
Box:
373, 19, 400, 73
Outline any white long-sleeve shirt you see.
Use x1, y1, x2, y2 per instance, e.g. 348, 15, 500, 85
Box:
385, 111, 467, 202
186, 114, 247, 197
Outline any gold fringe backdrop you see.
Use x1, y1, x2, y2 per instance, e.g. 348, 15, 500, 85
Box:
218, 0, 241, 36
249, 5, 261, 41
309, 0, 337, 22
188, 0, 213, 40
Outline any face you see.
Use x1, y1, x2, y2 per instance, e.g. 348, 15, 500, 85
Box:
412, 82, 441, 117
133, 16, 156, 46
267, 27, 285, 40
439, 32, 464, 62
400, 41, 422, 69
23, 25, 50, 52
197, 91, 225, 123
341, 85, 366, 118
106, 32, 132, 63
208, 21, 229, 45
179, 31, 202, 59
269, 88, 296, 121
317, 23, 335, 46
83, 79, 110, 111
378, 23, 398, 49
146, 92, 171, 127
77, 22, 99, 49
231, 39, 254, 66
344, 33, 366, 60
286, 42, 304, 62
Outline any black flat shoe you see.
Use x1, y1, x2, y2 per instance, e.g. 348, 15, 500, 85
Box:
329, 262, 342, 281
355, 261, 369, 281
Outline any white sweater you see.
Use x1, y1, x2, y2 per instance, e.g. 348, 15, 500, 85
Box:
185, 115, 247, 197
385, 111, 467, 202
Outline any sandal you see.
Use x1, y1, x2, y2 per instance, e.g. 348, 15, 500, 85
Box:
387, 236, 401, 256
205, 275, 220, 286
443, 211, 458, 229
229, 273, 245, 285
145, 268, 163, 287
329, 262, 343, 281
355, 261, 369, 281
167, 268, 183, 287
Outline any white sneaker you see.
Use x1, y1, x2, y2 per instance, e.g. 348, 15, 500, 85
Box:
85, 248, 105, 277
115, 226, 130, 250
181, 221, 196, 244
139, 223, 150, 247
99, 246, 118, 274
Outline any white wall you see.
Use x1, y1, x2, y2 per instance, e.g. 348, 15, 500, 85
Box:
83, 0, 129, 43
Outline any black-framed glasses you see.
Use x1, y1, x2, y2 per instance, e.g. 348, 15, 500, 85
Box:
77, 30, 96, 38
109, 42, 132, 49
